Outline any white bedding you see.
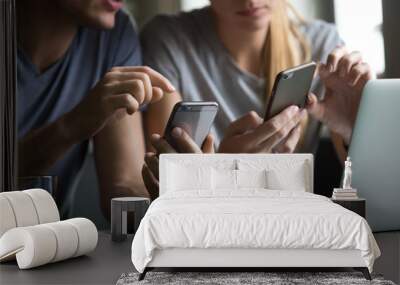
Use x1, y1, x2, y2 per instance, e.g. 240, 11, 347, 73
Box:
131, 190, 380, 273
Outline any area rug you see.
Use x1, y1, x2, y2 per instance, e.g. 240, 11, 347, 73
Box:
117, 272, 396, 285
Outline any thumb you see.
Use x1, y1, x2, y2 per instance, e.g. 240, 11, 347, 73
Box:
201, 134, 215, 153
150, 87, 164, 103
306, 93, 325, 122
225, 111, 262, 138
170, 127, 202, 153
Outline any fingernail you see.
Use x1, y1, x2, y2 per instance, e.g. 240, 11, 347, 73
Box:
172, 127, 182, 138
307, 94, 313, 103
290, 105, 299, 115
249, 111, 257, 117
328, 64, 334, 73
168, 83, 176, 92
249, 111, 263, 123
151, 133, 161, 141
145, 152, 155, 158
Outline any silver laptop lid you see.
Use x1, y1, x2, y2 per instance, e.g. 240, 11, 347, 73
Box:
349, 79, 400, 232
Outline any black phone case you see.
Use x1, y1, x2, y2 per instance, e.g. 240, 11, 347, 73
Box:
164, 102, 218, 150
265, 62, 316, 120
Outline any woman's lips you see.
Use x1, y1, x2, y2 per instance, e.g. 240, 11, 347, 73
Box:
103, 0, 124, 12
236, 7, 267, 17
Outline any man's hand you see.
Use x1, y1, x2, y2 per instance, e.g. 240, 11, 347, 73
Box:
18, 66, 175, 176
65, 66, 175, 142
142, 128, 214, 201
218, 107, 306, 153
307, 46, 374, 144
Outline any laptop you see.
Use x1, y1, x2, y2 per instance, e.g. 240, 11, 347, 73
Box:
349, 79, 400, 232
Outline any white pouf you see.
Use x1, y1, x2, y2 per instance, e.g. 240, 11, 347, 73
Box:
23, 189, 59, 224
0, 219, 98, 269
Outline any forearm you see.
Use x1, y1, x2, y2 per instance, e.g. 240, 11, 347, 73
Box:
18, 114, 79, 176
94, 111, 147, 219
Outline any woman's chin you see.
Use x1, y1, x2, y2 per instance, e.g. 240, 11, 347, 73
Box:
237, 17, 271, 31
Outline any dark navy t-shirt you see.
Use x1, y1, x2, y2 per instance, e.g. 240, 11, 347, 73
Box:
17, 11, 141, 216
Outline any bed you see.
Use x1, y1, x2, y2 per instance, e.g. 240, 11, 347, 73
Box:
131, 154, 380, 280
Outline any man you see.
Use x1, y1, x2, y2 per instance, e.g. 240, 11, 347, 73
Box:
17, 0, 175, 217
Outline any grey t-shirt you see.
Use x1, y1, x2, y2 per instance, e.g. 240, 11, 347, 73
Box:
141, 7, 343, 153
17, 11, 141, 217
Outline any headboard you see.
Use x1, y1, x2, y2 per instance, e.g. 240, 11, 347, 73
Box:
159, 154, 314, 195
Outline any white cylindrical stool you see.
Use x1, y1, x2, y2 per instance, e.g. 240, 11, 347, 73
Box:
111, 197, 149, 242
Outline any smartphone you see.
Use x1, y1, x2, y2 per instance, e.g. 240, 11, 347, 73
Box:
164, 101, 219, 149
264, 61, 317, 120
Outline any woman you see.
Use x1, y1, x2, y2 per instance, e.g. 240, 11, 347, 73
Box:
141, 0, 372, 155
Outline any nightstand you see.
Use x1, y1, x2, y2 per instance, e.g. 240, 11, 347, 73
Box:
111, 197, 150, 242
331, 198, 366, 218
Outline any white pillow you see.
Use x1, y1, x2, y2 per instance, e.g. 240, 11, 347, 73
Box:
212, 169, 237, 190
167, 163, 212, 191
236, 169, 268, 189
267, 165, 307, 191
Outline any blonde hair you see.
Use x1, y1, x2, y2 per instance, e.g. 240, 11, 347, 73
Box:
264, 1, 312, 149
264, 0, 311, 99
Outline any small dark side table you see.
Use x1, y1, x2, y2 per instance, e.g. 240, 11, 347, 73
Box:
331, 198, 366, 218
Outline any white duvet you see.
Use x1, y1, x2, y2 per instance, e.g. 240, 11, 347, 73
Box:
131, 190, 380, 273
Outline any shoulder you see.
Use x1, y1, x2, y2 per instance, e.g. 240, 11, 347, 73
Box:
115, 9, 135, 29
299, 20, 344, 60
108, 10, 139, 45
300, 19, 340, 43
84, 10, 141, 68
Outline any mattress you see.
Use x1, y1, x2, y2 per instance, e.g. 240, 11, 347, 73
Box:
131, 190, 380, 273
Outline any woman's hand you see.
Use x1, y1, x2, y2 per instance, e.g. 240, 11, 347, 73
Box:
307, 46, 374, 144
218, 106, 306, 154
142, 128, 214, 201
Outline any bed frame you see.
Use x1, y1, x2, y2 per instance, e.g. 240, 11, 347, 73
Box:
138, 154, 372, 281
138, 248, 371, 280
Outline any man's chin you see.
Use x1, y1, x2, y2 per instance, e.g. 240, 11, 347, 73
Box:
83, 13, 116, 30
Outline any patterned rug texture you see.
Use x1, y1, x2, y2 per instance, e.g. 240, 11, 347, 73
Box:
117, 271, 396, 285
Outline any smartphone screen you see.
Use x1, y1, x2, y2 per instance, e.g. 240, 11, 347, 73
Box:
164, 102, 219, 149
265, 62, 316, 120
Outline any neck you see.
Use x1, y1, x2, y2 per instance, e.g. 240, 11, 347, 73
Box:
214, 16, 269, 77
17, 0, 78, 73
